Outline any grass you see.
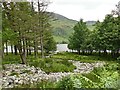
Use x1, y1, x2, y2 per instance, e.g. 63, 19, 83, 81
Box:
2, 54, 21, 65
3, 52, 118, 73
14, 80, 56, 88
2, 53, 76, 73
51, 52, 116, 63
28, 58, 76, 73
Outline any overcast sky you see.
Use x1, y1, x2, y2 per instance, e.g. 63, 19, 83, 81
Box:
47, 0, 119, 21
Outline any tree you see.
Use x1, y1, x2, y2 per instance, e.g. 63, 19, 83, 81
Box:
68, 19, 88, 54
2, 1, 56, 63
44, 31, 56, 53
2, 2, 33, 64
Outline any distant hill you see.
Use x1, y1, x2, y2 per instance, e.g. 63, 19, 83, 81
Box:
50, 13, 96, 43
86, 21, 96, 25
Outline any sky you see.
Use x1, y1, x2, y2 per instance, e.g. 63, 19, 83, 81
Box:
47, 0, 119, 21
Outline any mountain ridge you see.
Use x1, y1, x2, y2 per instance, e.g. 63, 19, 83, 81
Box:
51, 13, 96, 43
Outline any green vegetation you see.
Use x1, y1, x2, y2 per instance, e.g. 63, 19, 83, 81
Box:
68, 15, 120, 58
3, 53, 76, 73
2, 1, 120, 89
14, 80, 56, 88
3, 52, 119, 89
51, 52, 116, 63
14, 59, 120, 89
57, 63, 120, 89
2, 2, 56, 64
28, 58, 76, 73
51, 13, 95, 43
2, 54, 21, 65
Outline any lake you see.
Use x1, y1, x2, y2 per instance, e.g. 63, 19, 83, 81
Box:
57, 44, 70, 52
4, 44, 71, 52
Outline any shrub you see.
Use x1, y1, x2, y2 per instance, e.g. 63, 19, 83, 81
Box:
117, 56, 120, 63
56, 75, 75, 89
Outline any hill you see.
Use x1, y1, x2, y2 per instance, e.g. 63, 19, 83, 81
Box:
50, 13, 96, 43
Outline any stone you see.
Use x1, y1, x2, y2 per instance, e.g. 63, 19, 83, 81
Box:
2, 61, 105, 88
14, 79, 19, 84
18, 80, 23, 84
8, 78, 14, 85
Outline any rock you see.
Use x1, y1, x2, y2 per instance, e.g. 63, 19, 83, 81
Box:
6, 71, 11, 76
14, 79, 19, 84
2, 61, 105, 88
8, 78, 14, 85
18, 80, 23, 84
3, 82, 9, 87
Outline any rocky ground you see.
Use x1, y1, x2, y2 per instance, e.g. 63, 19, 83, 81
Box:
2, 60, 105, 88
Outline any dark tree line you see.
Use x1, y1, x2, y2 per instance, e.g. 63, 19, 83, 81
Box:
68, 1, 120, 58
2, 0, 56, 64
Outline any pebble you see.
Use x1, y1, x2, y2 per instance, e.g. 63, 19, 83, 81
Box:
2, 61, 105, 88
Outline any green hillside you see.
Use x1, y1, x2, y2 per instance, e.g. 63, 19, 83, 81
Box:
51, 13, 96, 43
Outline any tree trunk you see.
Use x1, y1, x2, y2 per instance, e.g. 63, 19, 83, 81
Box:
82, 50, 85, 55
6, 41, 8, 55
18, 45, 25, 64
29, 44, 31, 55
116, 49, 119, 57
104, 48, 107, 55
111, 50, 115, 58
17, 40, 25, 64
14, 45, 18, 55
40, 34, 44, 58
99, 50, 101, 56
11, 45, 13, 54
26, 40, 29, 56
34, 39, 37, 58
90, 50, 93, 55
2, 42, 4, 59
22, 38, 27, 64
78, 50, 80, 55
38, 1, 44, 58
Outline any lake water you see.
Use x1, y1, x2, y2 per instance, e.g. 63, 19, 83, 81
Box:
4, 44, 113, 53
56, 44, 70, 52
4, 44, 70, 52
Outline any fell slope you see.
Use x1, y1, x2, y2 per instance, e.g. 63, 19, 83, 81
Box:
51, 13, 96, 43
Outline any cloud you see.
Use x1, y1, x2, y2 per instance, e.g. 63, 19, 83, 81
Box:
47, 0, 120, 21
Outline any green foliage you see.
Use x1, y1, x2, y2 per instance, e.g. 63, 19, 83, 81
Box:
13, 62, 120, 89
14, 80, 56, 88
117, 56, 120, 63
56, 75, 75, 89
56, 62, 120, 89
2, 54, 21, 65
38, 58, 76, 73
51, 13, 95, 43
44, 31, 56, 53
9, 72, 19, 76
51, 13, 77, 43
52, 52, 115, 63
68, 19, 89, 52
2, 2, 57, 61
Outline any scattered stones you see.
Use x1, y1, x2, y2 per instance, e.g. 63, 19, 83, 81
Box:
68, 60, 105, 73
2, 61, 105, 88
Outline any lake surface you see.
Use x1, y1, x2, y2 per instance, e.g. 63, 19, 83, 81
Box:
4, 44, 70, 52
56, 44, 70, 52
4, 44, 112, 53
